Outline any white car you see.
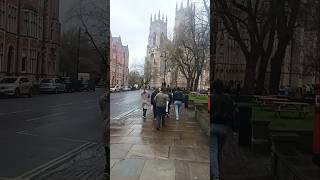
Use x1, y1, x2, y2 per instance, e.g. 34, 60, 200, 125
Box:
110, 85, 120, 92
123, 86, 131, 91
39, 78, 66, 94
0, 76, 33, 97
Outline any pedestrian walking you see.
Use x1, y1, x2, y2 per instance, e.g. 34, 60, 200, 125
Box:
166, 88, 173, 117
173, 87, 184, 120
154, 87, 169, 130
151, 88, 159, 120
210, 80, 235, 180
141, 89, 150, 118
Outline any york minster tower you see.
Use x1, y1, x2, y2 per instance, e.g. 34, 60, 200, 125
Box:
144, 11, 168, 88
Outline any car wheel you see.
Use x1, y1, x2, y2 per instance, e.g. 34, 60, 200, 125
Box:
15, 88, 20, 98
28, 88, 32, 98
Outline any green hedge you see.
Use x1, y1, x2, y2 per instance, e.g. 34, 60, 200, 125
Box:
188, 94, 208, 104
253, 106, 314, 130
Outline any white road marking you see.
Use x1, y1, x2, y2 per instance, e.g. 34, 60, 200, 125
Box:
14, 142, 96, 179
0, 109, 31, 116
112, 106, 139, 119
83, 99, 98, 103
79, 105, 99, 110
48, 103, 73, 108
16, 131, 39, 137
25, 112, 65, 122
0, 177, 13, 180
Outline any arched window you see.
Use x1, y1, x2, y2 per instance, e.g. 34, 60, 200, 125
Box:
153, 32, 156, 46
160, 33, 164, 45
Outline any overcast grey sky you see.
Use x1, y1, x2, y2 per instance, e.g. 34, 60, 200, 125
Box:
111, 0, 191, 70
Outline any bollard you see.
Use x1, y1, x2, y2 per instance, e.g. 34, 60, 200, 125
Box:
237, 103, 252, 146
313, 83, 320, 166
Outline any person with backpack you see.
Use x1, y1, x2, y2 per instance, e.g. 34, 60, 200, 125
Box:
151, 88, 159, 120
210, 80, 235, 180
173, 87, 184, 120
141, 88, 150, 118
154, 87, 169, 130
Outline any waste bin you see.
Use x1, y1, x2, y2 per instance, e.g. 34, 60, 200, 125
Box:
237, 102, 252, 146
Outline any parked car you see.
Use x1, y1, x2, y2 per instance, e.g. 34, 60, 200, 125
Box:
0, 76, 33, 97
60, 77, 75, 92
110, 85, 120, 92
39, 78, 66, 94
123, 86, 131, 91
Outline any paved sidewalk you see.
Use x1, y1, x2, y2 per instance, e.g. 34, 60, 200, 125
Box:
110, 107, 210, 180
221, 136, 272, 180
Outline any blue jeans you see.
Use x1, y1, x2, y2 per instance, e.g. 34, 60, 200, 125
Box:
210, 123, 229, 179
174, 100, 182, 120
156, 107, 166, 128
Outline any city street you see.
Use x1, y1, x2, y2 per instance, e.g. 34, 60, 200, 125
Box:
0, 88, 141, 179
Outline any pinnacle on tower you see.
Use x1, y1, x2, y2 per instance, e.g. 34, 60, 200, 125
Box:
180, 1, 183, 9
187, 0, 189, 7
166, 15, 168, 23
158, 10, 160, 20
176, 2, 178, 11
154, 13, 156, 21
150, 14, 152, 22
162, 14, 164, 21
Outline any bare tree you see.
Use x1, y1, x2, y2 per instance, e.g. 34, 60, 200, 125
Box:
68, 0, 109, 89
214, 0, 278, 94
167, 1, 209, 91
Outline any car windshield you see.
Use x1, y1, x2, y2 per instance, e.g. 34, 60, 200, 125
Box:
0, 78, 17, 83
41, 79, 53, 83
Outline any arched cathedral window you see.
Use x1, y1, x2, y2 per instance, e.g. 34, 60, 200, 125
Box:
153, 33, 156, 46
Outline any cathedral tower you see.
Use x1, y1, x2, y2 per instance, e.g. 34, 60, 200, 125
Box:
145, 11, 168, 88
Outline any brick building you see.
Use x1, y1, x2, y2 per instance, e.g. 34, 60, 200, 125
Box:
110, 33, 129, 87
0, 0, 60, 81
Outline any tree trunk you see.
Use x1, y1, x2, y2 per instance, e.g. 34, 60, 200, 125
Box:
194, 75, 200, 91
256, 56, 269, 95
242, 59, 257, 95
269, 44, 288, 95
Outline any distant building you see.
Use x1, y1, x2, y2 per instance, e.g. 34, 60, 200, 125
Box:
110, 33, 129, 87
144, 1, 209, 90
0, 0, 61, 81
144, 11, 169, 88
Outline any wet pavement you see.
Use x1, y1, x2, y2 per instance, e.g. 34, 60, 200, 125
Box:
110, 106, 210, 180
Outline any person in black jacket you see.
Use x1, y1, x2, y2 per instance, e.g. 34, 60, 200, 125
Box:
166, 88, 173, 117
210, 80, 234, 180
150, 88, 159, 120
173, 87, 184, 120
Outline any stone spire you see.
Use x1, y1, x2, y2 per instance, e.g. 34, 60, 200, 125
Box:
180, 1, 183, 9
154, 13, 156, 21
176, 2, 178, 11
150, 14, 152, 22
166, 15, 168, 23
162, 14, 164, 21
158, 10, 160, 20
187, 0, 189, 7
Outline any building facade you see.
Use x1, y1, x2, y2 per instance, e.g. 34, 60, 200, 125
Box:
145, 1, 210, 90
110, 34, 129, 87
144, 11, 169, 88
0, 0, 60, 81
